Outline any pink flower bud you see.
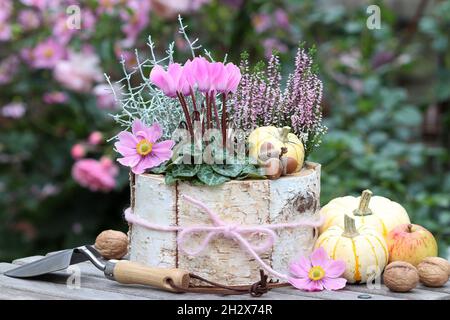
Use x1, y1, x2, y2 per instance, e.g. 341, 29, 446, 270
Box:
88, 131, 103, 145
71, 144, 86, 159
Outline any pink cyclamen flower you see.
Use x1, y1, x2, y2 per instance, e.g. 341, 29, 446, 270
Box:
185, 56, 210, 93
150, 63, 190, 97
88, 131, 103, 145
115, 119, 175, 174
288, 247, 347, 292
32, 38, 66, 69
43, 91, 68, 104
71, 143, 86, 159
72, 157, 118, 192
224, 63, 241, 93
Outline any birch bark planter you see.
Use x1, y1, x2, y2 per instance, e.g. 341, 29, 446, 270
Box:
128, 162, 321, 285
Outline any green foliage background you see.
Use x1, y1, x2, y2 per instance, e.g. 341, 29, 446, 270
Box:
1, 0, 449, 260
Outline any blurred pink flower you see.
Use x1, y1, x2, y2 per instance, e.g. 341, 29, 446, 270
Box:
72, 157, 118, 192
288, 247, 347, 292
52, 14, 76, 44
71, 143, 86, 159
0, 55, 19, 84
0, 0, 12, 22
114, 45, 137, 70
274, 9, 290, 30
115, 119, 175, 174
120, 0, 151, 48
43, 91, 68, 104
32, 38, 66, 69
54, 51, 103, 92
0, 21, 11, 41
93, 84, 120, 110
88, 131, 103, 145
252, 13, 271, 33
18, 9, 41, 31
152, 0, 210, 18
262, 38, 288, 58
97, 0, 120, 14
1, 102, 26, 119
20, 0, 49, 10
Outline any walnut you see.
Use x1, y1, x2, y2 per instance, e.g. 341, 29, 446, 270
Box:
95, 230, 128, 260
417, 257, 449, 287
383, 261, 419, 292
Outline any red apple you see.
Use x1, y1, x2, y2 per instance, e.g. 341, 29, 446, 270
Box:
387, 223, 438, 267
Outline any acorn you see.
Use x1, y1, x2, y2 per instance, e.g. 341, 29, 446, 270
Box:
280, 156, 298, 175
258, 142, 280, 161
263, 158, 283, 180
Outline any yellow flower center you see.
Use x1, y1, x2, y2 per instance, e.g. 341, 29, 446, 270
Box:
136, 139, 153, 156
308, 266, 325, 281
43, 48, 54, 58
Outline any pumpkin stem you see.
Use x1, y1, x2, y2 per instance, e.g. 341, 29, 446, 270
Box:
343, 215, 359, 238
353, 189, 373, 216
280, 126, 291, 142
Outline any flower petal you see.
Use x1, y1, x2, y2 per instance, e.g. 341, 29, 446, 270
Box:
118, 131, 138, 147
288, 277, 312, 291
146, 123, 163, 143
321, 277, 347, 291
310, 247, 330, 267
115, 142, 136, 157
117, 154, 141, 168
289, 256, 311, 278
132, 119, 147, 136
323, 260, 346, 278
132, 155, 162, 174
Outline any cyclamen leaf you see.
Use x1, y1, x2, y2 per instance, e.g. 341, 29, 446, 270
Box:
211, 164, 244, 178
171, 164, 200, 177
237, 165, 266, 180
164, 172, 178, 185
197, 166, 230, 186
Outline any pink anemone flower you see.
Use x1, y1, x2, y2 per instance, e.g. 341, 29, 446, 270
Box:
115, 119, 175, 174
288, 247, 347, 292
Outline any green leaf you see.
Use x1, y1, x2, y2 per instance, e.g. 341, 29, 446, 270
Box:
237, 165, 266, 180
164, 172, 178, 185
211, 164, 244, 177
171, 164, 200, 178
150, 162, 169, 174
197, 166, 230, 186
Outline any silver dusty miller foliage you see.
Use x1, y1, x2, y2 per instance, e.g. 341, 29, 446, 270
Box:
106, 16, 210, 140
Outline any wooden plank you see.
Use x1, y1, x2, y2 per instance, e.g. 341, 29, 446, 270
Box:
9, 257, 320, 300
9, 255, 449, 300
273, 286, 399, 300
0, 263, 148, 300
344, 283, 450, 300
0, 287, 66, 300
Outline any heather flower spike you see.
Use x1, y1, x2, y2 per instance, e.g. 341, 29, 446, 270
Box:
115, 119, 175, 174
288, 247, 347, 291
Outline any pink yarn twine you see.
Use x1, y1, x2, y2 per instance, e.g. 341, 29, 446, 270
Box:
124, 194, 324, 280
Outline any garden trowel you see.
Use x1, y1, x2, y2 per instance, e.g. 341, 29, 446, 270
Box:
4, 245, 190, 292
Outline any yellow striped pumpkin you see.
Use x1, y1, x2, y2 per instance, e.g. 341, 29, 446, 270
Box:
315, 215, 388, 284
320, 189, 410, 238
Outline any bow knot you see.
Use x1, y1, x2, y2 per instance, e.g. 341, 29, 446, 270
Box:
177, 195, 277, 257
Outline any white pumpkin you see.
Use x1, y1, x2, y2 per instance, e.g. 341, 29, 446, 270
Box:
320, 189, 410, 238
315, 215, 388, 284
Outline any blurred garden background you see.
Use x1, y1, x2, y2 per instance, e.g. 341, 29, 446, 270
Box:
0, 0, 449, 261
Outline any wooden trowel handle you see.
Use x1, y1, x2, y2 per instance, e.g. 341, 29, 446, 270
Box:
112, 260, 190, 292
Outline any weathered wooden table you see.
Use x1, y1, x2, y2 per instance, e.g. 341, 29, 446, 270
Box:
0, 255, 449, 300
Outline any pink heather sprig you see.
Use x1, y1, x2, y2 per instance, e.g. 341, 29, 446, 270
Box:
230, 46, 326, 157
